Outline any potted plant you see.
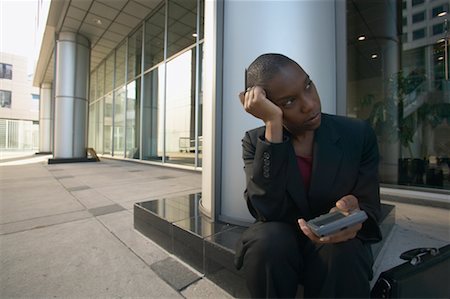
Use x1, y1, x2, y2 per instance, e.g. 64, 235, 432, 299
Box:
361, 70, 445, 186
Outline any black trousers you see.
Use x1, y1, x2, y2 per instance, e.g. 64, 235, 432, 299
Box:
235, 221, 374, 298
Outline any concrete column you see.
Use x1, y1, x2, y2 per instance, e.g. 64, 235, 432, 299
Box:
202, 0, 338, 225
53, 32, 90, 159
39, 83, 53, 153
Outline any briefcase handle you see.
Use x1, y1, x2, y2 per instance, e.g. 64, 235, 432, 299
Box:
400, 247, 439, 265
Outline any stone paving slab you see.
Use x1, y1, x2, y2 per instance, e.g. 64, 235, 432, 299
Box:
0, 210, 92, 235
0, 218, 182, 298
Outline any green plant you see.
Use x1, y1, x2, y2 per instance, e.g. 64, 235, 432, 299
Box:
363, 70, 450, 158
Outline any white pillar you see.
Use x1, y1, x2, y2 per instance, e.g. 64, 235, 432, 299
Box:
53, 32, 90, 159
202, 0, 338, 224
39, 83, 53, 153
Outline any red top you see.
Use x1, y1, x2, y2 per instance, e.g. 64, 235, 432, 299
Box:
296, 155, 313, 191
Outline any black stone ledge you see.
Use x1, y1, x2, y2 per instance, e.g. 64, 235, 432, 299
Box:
48, 157, 99, 164
134, 194, 395, 298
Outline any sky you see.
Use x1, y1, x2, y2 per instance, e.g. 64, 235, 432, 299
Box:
0, 0, 39, 73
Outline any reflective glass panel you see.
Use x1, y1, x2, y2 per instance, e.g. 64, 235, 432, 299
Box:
126, 80, 141, 159
115, 42, 126, 87
104, 93, 113, 154
144, 4, 165, 70
142, 66, 165, 161
346, 0, 450, 190
96, 62, 105, 99
165, 49, 196, 166
96, 98, 104, 153
114, 87, 126, 157
128, 27, 143, 81
90, 70, 96, 101
105, 53, 115, 93
167, 0, 197, 58
199, 0, 204, 40
197, 43, 203, 167
88, 104, 95, 148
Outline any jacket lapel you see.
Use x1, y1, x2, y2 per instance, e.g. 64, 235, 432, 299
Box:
309, 115, 343, 211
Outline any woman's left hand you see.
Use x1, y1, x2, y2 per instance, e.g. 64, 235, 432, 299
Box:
298, 195, 363, 244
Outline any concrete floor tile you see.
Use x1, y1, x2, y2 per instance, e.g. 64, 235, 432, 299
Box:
150, 257, 201, 291
182, 277, 234, 299
0, 188, 84, 224
0, 218, 182, 298
0, 210, 92, 235
70, 189, 114, 209
97, 210, 169, 266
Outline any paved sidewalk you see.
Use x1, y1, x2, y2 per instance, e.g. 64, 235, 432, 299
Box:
0, 156, 448, 298
0, 157, 232, 298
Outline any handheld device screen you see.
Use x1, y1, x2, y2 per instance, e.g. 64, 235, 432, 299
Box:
313, 212, 346, 226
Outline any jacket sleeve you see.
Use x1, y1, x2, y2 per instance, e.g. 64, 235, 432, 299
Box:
354, 122, 382, 243
242, 131, 296, 222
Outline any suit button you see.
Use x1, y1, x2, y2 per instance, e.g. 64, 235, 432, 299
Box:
263, 152, 270, 159
264, 159, 270, 166
263, 171, 269, 178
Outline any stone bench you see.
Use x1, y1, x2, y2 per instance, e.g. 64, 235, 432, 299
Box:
134, 193, 395, 297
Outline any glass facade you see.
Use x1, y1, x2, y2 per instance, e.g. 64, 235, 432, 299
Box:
347, 0, 450, 191
88, 0, 204, 169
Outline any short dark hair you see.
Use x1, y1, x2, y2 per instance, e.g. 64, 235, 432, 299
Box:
246, 53, 302, 89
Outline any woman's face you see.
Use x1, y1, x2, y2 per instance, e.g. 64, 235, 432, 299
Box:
265, 63, 322, 136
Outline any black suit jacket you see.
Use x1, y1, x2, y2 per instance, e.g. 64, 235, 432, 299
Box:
242, 113, 382, 242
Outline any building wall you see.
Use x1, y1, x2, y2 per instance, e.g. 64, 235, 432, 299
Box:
0, 53, 40, 150
0, 53, 39, 121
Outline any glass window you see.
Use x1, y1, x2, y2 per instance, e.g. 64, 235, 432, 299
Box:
0, 90, 12, 108
346, 0, 450, 191
97, 99, 104, 153
126, 79, 141, 159
89, 99, 104, 153
128, 27, 143, 81
0, 63, 12, 79
115, 42, 126, 87
142, 66, 164, 161
96, 62, 105, 99
403, 16, 407, 26
165, 49, 196, 166
105, 54, 115, 93
90, 70, 97, 101
88, 103, 96, 148
167, 0, 197, 59
432, 22, 445, 35
31, 94, 39, 100
199, 0, 205, 40
104, 93, 113, 154
412, 0, 425, 7
432, 4, 449, 18
114, 87, 126, 157
412, 11, 425, 23
197, 42, 204, 167
413, 28, 426, 40
144, 4, 165, 70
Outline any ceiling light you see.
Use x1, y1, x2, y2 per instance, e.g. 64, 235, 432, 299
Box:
438, 11, 447, 17
93, 18, 102, 25
358, 35, 366, 41
437, 38, 445, 43
192, 33, 198, 38
371, 54, 378, 59
438, 56, 444, 61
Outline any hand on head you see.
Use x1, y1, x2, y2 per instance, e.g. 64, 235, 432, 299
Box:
239, 86, 282, 123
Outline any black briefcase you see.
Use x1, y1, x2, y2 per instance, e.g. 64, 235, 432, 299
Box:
371, 244, 450, 298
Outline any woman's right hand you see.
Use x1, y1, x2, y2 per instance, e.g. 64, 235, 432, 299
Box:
239, 86, 282, 124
